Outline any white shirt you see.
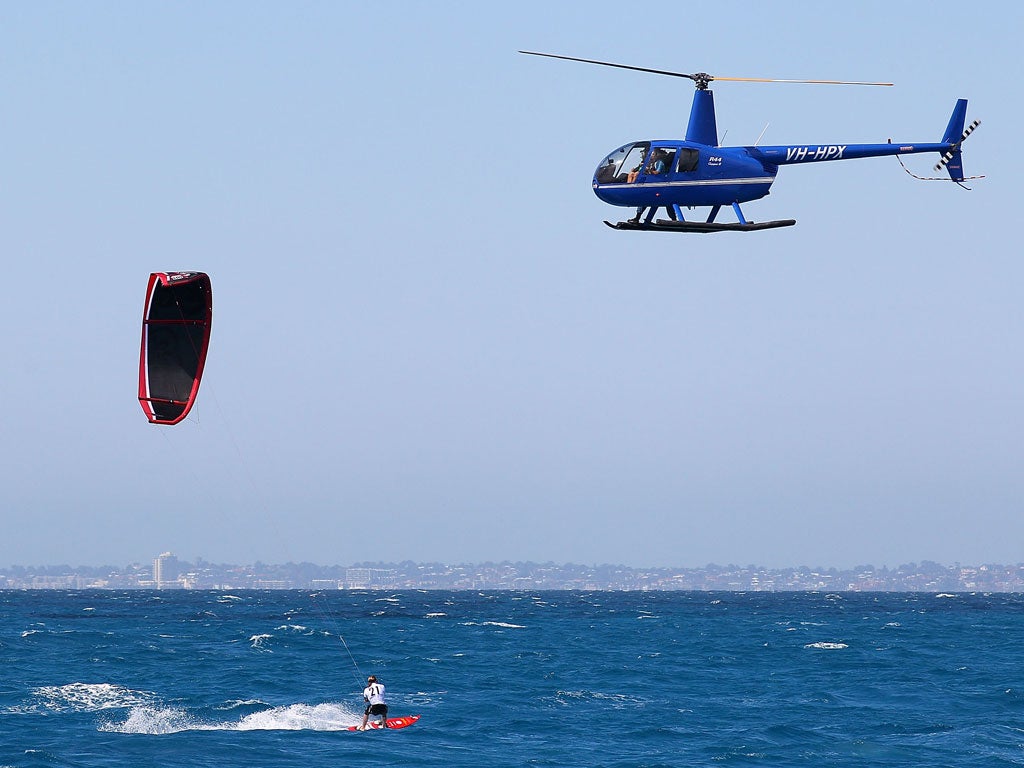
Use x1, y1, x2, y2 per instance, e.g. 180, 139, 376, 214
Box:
364, 682, 386, 706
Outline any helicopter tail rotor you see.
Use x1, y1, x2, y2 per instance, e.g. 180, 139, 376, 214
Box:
935, 122, 980, 174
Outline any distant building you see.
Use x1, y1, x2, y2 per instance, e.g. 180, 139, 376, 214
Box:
345, 568, 396, 589
153, 552, 179, 589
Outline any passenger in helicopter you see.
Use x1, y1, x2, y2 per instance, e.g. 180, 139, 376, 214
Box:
646, 149, 669, 175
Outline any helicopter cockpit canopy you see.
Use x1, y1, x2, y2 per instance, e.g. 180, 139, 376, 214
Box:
595, 142, 649, 184
595, 142, 700, 184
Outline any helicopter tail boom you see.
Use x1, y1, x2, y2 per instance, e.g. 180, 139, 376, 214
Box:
750, 99, 978, 182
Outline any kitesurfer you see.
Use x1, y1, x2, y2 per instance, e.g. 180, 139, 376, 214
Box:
358, 675, 388, 730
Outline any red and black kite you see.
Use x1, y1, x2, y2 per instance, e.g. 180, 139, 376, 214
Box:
138, 271, 212, 425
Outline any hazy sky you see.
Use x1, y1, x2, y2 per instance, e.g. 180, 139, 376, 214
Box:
1, 2, 1018, 569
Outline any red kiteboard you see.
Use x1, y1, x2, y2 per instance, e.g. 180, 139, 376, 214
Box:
347, 715, 420, 731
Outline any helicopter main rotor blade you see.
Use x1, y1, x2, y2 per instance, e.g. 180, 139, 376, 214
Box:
518, 51, 699, 84
714, 76, 893, 86
519, 51, 894, 89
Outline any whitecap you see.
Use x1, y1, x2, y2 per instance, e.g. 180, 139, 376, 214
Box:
935, 593, 957, 599
425, 613, 447, 618
274, 624, 311, 633
804, 642, 848, 650
34, 683, 157, 712
249, 634, 273, 650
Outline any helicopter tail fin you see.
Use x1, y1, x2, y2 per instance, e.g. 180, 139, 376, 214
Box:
941, 99, 968, 144
935, 99, 970, 181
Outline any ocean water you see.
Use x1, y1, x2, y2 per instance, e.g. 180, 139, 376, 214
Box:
2, 591, 1024, 767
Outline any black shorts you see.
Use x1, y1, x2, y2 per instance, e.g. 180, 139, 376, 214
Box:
365, 704, 388, 716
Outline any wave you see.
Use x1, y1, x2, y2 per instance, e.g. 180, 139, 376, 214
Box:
100, 702, 362, 735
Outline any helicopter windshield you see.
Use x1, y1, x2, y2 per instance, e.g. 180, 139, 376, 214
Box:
595, 142, 649, 184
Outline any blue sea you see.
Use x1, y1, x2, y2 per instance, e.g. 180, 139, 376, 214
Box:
3, 590, 1024, 767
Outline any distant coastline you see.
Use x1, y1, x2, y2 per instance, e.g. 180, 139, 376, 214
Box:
3, 558, 1023, 591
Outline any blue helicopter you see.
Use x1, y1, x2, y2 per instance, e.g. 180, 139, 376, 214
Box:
520, 51, 980, 233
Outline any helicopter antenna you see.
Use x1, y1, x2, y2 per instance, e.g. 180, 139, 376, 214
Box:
518, 51, 893, 90
754, 123, 770, 147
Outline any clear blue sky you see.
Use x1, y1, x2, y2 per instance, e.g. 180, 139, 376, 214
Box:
1, 2, 1018, 569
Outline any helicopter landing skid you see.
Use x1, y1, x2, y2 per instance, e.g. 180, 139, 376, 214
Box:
605, 218, 796, 233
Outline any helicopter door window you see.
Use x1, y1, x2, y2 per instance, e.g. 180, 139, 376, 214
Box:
645, 148, 676, 176
676, 148, 699, 173
621, 143, 650, 183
